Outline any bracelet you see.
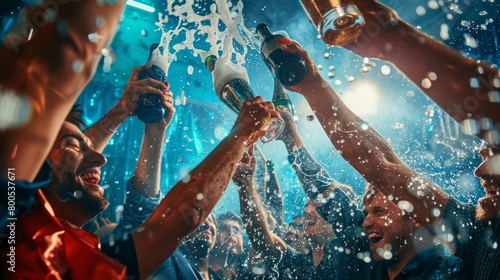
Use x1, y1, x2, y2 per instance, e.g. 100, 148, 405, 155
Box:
104, 123, 116, 134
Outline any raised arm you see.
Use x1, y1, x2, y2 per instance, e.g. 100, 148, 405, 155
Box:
84, 66, 171, 153
263, 160, 284, 227
282, 41, 449, 231
234, 146, 287, 262
348, 0, 499, 125
0, 0, 127, 181
276, 106, 336, 200
131, 96, 280, 279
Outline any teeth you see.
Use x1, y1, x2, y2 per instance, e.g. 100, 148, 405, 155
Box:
369, 233, 383, 240
80, 172, 100, 183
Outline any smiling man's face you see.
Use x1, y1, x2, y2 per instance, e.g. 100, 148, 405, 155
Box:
45, 121, 108, 222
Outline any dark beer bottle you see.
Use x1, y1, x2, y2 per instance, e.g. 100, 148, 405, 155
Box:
256, 23, 306, 86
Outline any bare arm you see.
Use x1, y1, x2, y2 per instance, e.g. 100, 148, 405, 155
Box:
131, 96, 280, 279
85, 66, 170, 153
0, 0, 127, 181
234, 146, 287, 261
348, 0, 499, 125
283, 42, 449, 231
263, 160, 284, 227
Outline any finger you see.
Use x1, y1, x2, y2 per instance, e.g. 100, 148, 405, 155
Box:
93, 220, 99, 229
129, 65, 148, 81
136, 85, 166, 96
134, 78, 169, 91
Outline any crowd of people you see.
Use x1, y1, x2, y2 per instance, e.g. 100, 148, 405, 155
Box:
0, 0, 498, 279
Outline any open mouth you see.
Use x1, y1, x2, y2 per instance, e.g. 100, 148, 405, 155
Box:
80, 171, 101, 185
368, 233, 383, 244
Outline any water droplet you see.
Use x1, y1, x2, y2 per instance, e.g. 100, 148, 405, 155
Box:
428, 72, 437, 81
416, 6, 427, 16
470, 77, 480, 89
196, 193, 204, 200
489, 91, 500, 102
380, 65, 391, 75
421, 78, 432, 89
359, 121, 369, 130
328, 72, 335, 78
397, 200, 414, 212
427, 0, 439, 10
328, 65, 335, 70
73, 190, 82, 199
306, 115, 314, 121
72, 60, 83, 73
432, 208, 441, 217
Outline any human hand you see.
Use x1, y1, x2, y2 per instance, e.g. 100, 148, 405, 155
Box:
279, 40, 325, 96
116, 65, 170, 118
233, 145, 257, 187
231, 96, 281, 146
145, 82, 176, 131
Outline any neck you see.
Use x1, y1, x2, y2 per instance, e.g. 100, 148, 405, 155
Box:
44, 192, 90, 227
310, 245, 324, 267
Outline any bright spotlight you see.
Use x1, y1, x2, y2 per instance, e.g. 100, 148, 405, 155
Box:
342, 83, 380, 116
126, 0, 155, 13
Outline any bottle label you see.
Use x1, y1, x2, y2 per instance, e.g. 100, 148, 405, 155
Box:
261, 37, 282, 58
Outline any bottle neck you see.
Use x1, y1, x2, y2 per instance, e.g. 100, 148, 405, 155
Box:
272, 78, 290, 101
257, 24, 273, 40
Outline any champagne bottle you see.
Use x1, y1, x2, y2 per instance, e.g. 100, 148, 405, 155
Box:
136, 43, 167, 123
204, 54, 256, 114
256, 23, 306, 86
204, 54, 285, 143
272, 77, 295, 117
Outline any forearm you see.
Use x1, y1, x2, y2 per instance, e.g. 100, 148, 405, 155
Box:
384, 22, 499, 123
238, 181, 286, 255
131, 126, 166, 197
265, 169, 284, 226
132, 129, 248, 278
302, 81, 449, 227
85, 105, 130, 152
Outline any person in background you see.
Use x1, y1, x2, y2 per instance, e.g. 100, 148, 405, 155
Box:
1, 56, 279, 278
210, 211, 246, 280
283, 215, 310, 254
0, 0, 127, 234
280, 24, 487, 277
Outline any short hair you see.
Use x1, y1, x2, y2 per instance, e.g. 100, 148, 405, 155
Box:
361, 183, 378, 206
65, 105, 88, 131
216, 211, 243, 227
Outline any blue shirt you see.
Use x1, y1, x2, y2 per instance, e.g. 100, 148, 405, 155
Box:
103, 179, 205, 280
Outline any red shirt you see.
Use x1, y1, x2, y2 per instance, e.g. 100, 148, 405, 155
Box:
2, 190, 126, 279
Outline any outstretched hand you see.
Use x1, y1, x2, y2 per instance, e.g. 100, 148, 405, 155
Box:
233, 145, 257, 187
232, 96, 281, 146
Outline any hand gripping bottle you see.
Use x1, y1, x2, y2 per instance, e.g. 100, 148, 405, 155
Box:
135, 43, 168, 123
256, 23, 306, 86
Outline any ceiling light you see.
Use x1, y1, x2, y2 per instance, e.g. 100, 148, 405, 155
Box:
126, 0, 155, 13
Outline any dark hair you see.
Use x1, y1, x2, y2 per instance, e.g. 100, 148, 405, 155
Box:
65, 105, 88, 131
361, 183, 379, 206
216, 211, 243, 227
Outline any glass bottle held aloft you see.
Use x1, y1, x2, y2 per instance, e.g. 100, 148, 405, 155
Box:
136, 43, 168, 123
299, 0, 365, 46
205, 55, 285, 143
256, 23, 307, 86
